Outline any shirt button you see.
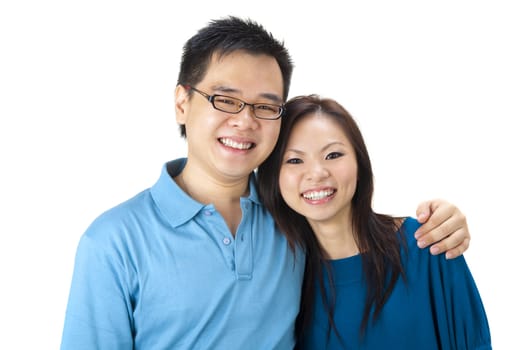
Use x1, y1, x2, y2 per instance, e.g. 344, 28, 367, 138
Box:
203, 210, 212, 216
222, 237, 231, 245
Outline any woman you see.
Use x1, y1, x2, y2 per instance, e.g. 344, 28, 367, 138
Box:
257, 95, 491, 349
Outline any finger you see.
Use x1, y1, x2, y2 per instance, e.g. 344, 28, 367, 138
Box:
415, 200, 433, 223
417, 216, 462, 249
445, 238, 471, 259
415, 204, 454, 240
428, 228, 470, 256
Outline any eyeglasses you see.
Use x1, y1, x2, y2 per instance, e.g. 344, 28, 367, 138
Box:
184, 85, 284, 120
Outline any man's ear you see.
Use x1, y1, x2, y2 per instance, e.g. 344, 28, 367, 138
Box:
174, 85, 189, 125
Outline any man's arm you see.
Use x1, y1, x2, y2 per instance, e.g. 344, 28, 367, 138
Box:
414, 199, 470, 259
61, 230, 134, 350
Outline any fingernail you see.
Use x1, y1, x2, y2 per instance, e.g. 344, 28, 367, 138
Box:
430, 246, 440, 255
417, 240, 425, 248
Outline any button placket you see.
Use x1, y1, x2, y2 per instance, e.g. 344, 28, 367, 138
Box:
200, 205, 236, 272
234, 200, 253, 280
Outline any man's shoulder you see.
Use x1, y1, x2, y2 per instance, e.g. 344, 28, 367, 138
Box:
83, 188, 155, 241
87, 158, 180, 236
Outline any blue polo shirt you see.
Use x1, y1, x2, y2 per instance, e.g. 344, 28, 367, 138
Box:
61, 159, 304, 349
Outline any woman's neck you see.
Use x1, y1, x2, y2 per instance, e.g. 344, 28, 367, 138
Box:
309, 220, 359, 260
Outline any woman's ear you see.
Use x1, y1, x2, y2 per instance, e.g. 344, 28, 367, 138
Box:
174, 85, 189, 125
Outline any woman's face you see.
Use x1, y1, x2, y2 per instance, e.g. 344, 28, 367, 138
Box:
279, 113, 358, 228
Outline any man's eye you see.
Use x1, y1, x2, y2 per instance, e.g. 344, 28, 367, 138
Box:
256, 104, 277, 111
216, 98, 237, 105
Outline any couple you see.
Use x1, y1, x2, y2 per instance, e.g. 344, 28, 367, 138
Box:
60, 16, 490, 349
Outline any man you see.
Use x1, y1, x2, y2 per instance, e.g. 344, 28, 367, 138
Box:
60, 17, 470, 349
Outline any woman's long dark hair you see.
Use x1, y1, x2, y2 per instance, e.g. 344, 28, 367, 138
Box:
257, 95, 407, 343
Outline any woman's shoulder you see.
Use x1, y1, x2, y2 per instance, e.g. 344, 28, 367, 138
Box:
397, 216, 421, 249
401, 216, 421, 233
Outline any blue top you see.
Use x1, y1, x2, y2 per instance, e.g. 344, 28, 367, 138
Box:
298, 217, 491, 350
61, 159, 304, 350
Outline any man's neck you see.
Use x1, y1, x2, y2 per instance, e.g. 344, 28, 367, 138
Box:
174, 167, 250, 235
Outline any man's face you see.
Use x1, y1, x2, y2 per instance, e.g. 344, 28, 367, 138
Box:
175, 51, 284, 183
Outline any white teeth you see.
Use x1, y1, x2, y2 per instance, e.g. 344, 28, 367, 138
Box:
219, 138, 252, 150
302, 190, 335, 200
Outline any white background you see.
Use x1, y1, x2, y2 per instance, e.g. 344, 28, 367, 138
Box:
1, 0, 525, 348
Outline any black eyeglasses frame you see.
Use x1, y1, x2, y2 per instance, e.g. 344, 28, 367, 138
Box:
183, 85, 284, 120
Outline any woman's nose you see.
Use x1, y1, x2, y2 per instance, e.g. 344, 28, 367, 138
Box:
306, 162, 329, 181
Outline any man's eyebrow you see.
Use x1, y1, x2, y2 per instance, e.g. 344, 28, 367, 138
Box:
212, 85, 283, 103
211, 85, 238, 94
260, 93, 282, 103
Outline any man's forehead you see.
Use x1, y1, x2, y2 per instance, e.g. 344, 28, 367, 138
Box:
199, 52, 284, 101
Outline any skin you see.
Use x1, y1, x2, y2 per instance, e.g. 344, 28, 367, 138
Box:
415, 200, 470, 259
174, 52, 283, 234
174, 50, 470, 257
279, 112, 360, 259
279, 111, 470, 260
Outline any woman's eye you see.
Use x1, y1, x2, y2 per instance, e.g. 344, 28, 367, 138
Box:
285, 158, 302, 164
326, 152, 343, 160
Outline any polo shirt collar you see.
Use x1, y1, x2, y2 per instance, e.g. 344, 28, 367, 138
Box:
150, 158, 262, 227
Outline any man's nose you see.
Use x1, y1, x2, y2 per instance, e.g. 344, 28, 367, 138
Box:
227, 105, 258, 130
